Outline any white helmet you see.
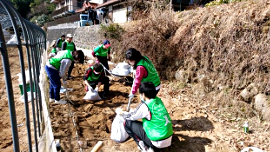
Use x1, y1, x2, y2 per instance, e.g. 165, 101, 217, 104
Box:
67, 34, 73, 38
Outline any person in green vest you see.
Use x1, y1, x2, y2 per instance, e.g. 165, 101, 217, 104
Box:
61, 34, 77, 79
123, 82, 173, 152
83, 63, 109, 99
92, 39, 111, 70
45, 50, 84, 104
125, 48, 161, 100
55, 34, 65, 51
48, 40, 57, 58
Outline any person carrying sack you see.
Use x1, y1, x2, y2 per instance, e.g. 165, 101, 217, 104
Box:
45, 50, 84, 104
120, 82, 173, 152
84, 63, 109, 99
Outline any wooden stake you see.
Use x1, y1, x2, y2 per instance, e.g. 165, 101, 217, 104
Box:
90, 141, 103, 152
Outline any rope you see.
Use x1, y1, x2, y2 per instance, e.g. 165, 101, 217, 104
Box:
66, 94, 83, 152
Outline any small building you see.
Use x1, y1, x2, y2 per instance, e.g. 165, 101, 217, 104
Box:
96, 0, 132, 24
48, 0, 213, 26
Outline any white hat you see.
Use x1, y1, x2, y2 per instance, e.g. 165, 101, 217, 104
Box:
67, 34, 73, 38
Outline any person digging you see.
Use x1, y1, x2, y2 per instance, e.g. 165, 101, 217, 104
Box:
45, 49, 85, 104
125, 48, 161, 101
84, 63, 109, 99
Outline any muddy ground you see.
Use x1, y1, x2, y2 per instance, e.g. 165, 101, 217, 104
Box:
48, 62, 270, 152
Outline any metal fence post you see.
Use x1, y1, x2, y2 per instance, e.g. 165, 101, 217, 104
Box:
0, 24, 20, 152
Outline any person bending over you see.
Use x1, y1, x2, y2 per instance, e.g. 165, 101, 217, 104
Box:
84, 63, 109, 99
45, 50, 84, 104
125, 48, 161, 100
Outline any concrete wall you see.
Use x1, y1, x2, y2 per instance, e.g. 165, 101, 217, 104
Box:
47, 24, 103, 52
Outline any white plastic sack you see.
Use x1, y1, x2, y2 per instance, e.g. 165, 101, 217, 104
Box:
83, 90, 102, 101
111, 67, 131, 76
20, 92, 35, 103
110, 114, 129, 142
17, 69, 34, 84
116, 62, 130, 69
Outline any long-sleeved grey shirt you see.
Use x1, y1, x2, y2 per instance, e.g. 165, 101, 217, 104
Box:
46, 51, 72, 81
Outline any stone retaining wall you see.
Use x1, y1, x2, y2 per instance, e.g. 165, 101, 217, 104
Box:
47, 24, 103, 51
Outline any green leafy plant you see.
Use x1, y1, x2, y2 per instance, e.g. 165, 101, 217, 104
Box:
36, 14, 48, 26
205, 0, 245, 7
99, 23, 125, 40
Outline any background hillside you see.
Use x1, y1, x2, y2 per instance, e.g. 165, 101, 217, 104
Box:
102, 0, 270, 119
98, 1, 270, 150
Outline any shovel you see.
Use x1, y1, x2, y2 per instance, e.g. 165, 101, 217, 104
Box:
99, 62, 115, 77
127, 97, 132, 112
65, 87, 80, 107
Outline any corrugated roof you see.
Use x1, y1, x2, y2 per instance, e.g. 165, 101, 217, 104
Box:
96, 0, 120, 9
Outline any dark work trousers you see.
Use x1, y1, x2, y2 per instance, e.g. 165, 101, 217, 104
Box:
67, 61, 75, 78
97, 56, 109, 70
45, 65, 61, 101
86, 76, 109, 96
124, 120, 160, 152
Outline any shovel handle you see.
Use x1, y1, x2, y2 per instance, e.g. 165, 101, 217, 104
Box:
65, 87, 76, 106
127, 97, 132, 112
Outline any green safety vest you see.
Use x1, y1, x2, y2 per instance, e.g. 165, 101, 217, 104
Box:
136, 56, 160, 87
51, 48, 57, 53
142, 97, 173, 141
65, 41, 75, 52
87, 66, 103, 81
94, 45, 110, 57
57, 38, 64, 48
49, 50, 73, 70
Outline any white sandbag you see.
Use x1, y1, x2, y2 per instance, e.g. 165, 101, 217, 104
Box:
110, 113, 129, 143
116, 62, 130, 69
7, 34, 17, 44
111, 66, 132, 76
17, 69, 34, 84
83, 90, 102, 101
20, 92, 35, 103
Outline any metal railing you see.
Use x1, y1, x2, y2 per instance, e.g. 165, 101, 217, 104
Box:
0, 0, 46, 151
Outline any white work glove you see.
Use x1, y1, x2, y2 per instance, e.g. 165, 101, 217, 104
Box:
115, 107, 123, 115
94, 87, 99, 92
62, 80, 67, 88
129, 93, 134, 99
115, 108, 130, 118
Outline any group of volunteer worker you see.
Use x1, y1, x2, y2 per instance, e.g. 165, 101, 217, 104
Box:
46, 34, 173, 152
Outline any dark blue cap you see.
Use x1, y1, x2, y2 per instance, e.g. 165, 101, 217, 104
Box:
103, 39, 110, 45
